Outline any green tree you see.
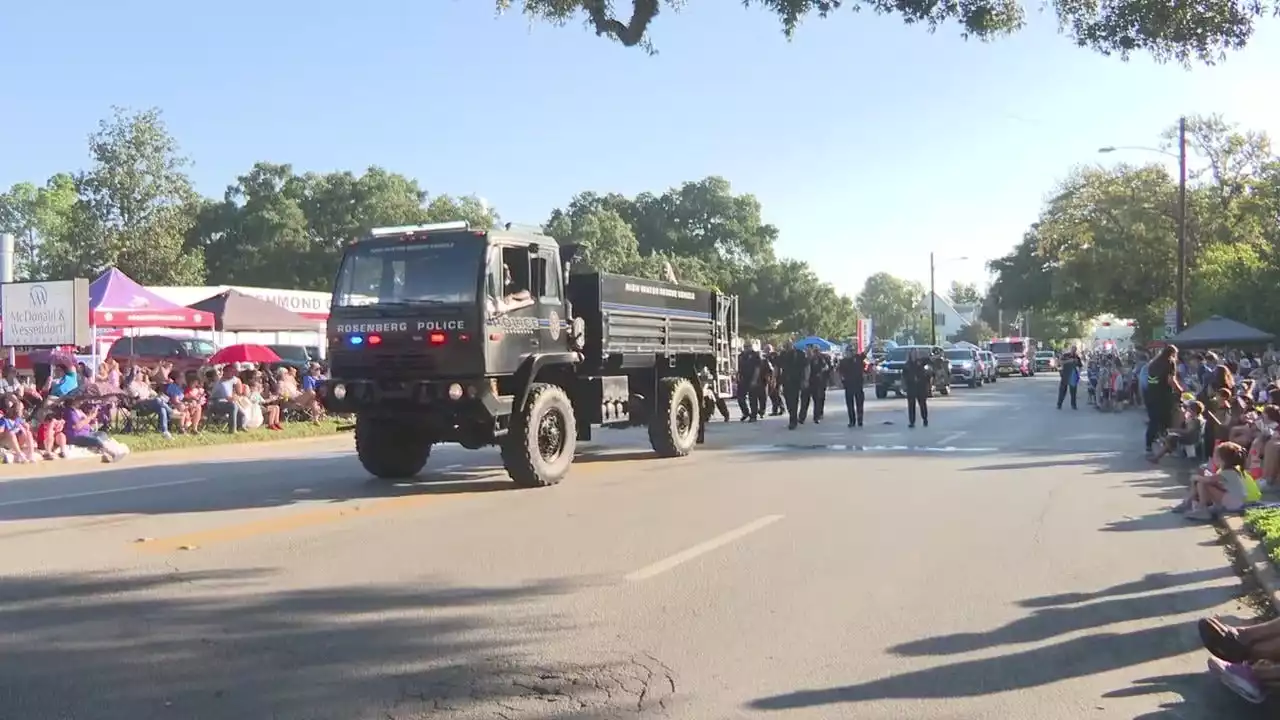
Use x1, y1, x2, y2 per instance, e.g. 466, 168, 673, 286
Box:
948, 320, 995, 346
501, 0, 1266, 62
855, 272, 923, 340
545, 206, 645, 274
44, 107, 206, 285
947, 280, 982, 306
732, 260, 855, 337
193, 164, 502, 291
0, 175, 84, 280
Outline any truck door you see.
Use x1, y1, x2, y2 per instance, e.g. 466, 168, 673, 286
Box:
533, 247, 565, 348
484, 244, 541, 375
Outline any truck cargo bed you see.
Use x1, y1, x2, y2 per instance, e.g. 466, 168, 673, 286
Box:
567, 272, 716, 362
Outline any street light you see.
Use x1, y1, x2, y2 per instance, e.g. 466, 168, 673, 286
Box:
929, 252, 969, 345
1098, 116, 1188, 333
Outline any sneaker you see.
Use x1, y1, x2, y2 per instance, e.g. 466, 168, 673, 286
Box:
1185, 507, 1215, 521
162, 432, 173, 441
1207, 657, 1267, 704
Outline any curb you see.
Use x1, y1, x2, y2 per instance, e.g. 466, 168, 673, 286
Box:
1222, 514, 1280, 614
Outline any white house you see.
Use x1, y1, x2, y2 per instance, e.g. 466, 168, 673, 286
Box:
916, 292, 980, 343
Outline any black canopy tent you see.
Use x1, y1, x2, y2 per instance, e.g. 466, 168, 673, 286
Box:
1168, 315, 1276, 348
188, 289, 319, 332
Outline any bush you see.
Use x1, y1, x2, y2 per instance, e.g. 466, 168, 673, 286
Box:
1244, 507, 1280, 565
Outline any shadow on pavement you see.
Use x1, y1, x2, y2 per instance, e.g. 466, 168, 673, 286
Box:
0, 569, 675, 720
888, 586, 1230, 657
748, 619, 1271, 717
0, 456, 524, 524
1019, 568, 1236, 608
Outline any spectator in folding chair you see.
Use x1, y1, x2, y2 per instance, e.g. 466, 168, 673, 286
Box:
123, 369, 174, 440
207, 365, 245, 432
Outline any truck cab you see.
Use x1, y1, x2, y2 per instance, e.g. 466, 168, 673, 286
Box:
990, 336, 1038, 377
321, 221, 736, 488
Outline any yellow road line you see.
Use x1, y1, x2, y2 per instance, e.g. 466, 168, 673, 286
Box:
132, 450, 669, 553
135, 494, 442, 553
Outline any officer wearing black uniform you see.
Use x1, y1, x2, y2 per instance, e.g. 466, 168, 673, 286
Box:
763, 344, 784, 416
736, 342, 764, 422
904, 349, 930, 428
838, 348, 868, 427
778, 341, 809, 430
800, 346, 833, 423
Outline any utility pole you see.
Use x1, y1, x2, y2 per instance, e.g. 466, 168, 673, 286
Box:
929, 252, 937, 345
1176, 116, 1188, 333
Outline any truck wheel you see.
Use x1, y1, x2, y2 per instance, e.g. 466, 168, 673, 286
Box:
875, 386, 888, 399
355, 416, 431, 480
501, 383, 576, 488
649, 377, 700, 457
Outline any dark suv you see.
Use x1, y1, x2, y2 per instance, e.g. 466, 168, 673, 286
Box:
874, 345, 951, 398
108, 335, 217, 375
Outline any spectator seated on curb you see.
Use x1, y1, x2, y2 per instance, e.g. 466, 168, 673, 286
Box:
0, 398, 36, 464
1173, 442, 1261, 520
62, 396, 129, 463
1199, 615, 1280, 705
1149, 399, 1204, 464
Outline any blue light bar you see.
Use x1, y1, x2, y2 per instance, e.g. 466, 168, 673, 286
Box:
349, 336, 365, 346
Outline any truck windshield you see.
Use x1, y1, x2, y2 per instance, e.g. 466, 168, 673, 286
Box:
333, 239, 482, 307
990, 341, 1024, 354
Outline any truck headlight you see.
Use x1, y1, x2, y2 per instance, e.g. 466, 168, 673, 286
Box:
332, 383, 347, 400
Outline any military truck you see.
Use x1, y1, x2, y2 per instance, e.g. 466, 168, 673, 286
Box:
873, 344, 951, 399
319, 221, 738, 488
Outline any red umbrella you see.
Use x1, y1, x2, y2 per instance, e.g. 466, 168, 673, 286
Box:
209, 344, 281, 365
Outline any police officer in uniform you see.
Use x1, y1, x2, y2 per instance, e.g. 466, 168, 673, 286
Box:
762, 344, 784, 416
778, 340, 809, 430
839, 347, 868, 427
904, 349, 930, 428
736, 341, 764, 422
801, 346, 833, 423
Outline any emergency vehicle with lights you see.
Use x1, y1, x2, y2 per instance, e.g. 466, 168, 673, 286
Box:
989, 336, 1038, 377
320, 221, 738, 488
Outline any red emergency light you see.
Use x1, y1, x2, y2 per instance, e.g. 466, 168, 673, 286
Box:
429, 332, 446, 345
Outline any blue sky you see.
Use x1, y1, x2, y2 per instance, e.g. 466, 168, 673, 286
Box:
4, 1, 1278, 300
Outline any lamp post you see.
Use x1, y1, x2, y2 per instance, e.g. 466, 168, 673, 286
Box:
929, 253, 969, 345
1098, 116, 1188, 332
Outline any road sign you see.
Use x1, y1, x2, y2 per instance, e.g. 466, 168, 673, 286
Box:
1162, 306, 1177, 339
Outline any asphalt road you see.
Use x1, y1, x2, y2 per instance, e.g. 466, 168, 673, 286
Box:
0, 376, 1268, 719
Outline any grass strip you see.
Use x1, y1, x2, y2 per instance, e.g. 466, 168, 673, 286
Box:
119, 419, 347, 454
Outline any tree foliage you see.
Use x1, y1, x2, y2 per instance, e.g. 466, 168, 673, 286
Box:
948, 320, 995, 346
544, 179, 857, 337
855, 272, 924, 341
989, 114, 1280, 341
948, 281, 982, 306
0, 108, 858, 339
501, 0, 1270, 63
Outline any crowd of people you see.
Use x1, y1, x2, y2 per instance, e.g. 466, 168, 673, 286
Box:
0, 357, 329, 464
723, 340, 876, 431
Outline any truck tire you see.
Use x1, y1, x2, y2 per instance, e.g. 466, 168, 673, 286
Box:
355, 416, 431, 480
875, 386, 888, 399
501, 383, 576, 488
649, 377, 700, 457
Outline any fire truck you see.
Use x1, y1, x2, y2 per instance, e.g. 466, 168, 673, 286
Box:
989, 336, 1038, 377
